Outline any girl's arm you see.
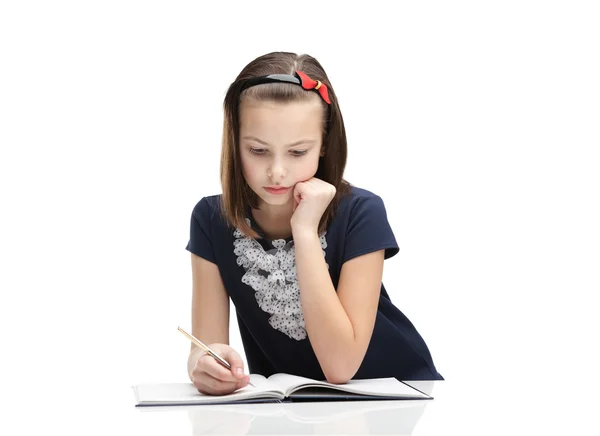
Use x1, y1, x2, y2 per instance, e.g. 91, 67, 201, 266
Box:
186, 253, 230, 379
293, 231, 384, 384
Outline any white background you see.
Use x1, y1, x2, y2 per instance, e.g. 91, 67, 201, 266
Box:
1, 1, 599, 434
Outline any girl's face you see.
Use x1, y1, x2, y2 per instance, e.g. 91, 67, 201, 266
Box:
239, 97, 324, 209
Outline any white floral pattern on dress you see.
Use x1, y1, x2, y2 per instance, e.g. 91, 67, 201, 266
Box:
233, 218, 328, 341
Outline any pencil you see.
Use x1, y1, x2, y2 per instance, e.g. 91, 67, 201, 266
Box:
178, 326, 255, 387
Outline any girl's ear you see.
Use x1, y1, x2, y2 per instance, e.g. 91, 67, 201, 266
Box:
320, 147, 325, 157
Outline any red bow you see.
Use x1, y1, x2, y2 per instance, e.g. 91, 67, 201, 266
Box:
296, 70, 331, 104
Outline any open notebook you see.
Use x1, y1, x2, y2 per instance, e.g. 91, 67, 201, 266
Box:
133, 373, 432, 406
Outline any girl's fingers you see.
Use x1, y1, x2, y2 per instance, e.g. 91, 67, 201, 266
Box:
239, 375, 250, 388
195, 357, 237, 383
195, 377, 241, 396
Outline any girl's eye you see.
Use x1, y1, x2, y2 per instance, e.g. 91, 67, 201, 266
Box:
249, 148, 265, 155
249, 148, 308, 157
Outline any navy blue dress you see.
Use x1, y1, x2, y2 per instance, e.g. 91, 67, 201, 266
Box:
186, 186, 443, 381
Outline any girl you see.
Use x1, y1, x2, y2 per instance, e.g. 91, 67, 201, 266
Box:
186, 51, 443, 396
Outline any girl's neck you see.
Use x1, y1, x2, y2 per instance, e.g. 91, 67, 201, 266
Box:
251, 202, 294, 240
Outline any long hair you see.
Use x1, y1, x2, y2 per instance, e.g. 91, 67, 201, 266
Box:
220, 52, 351, 239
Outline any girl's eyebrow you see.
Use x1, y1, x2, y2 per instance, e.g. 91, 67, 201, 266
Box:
242, 135, 317, 147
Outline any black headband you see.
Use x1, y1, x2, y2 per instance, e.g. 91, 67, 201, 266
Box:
240, 73, 301, 89
238, 70, 331, 104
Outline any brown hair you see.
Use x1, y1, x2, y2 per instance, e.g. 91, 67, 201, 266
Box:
219, 51, 352, 239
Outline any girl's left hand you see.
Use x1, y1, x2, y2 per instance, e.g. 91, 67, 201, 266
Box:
290, 177, 336, 235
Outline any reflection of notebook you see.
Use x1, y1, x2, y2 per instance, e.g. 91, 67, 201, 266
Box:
184, 400, 430, 435
133, 373, 432, 407
281, 400, 428, 424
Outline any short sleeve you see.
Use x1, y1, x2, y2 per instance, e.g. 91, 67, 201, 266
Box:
185, 197, 217, 264
343, 194, 400, 263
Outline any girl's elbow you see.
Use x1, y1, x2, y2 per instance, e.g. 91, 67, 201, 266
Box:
318, 343, 365, 384
323, 363, 359, 384
325, 373, 352, 384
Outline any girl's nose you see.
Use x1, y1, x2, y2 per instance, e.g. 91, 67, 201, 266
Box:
268, 161, 286, 179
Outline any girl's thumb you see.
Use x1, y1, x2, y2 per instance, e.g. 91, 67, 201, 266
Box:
224, 348, 245, 378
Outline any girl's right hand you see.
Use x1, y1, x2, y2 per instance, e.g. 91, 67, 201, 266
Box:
190, 343, 250, 396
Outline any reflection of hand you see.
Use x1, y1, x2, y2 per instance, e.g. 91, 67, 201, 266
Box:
188, 408, 253, 436
190, 343, 250, 395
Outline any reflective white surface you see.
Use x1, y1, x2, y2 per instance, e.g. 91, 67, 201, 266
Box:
6, 378, 596, 435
